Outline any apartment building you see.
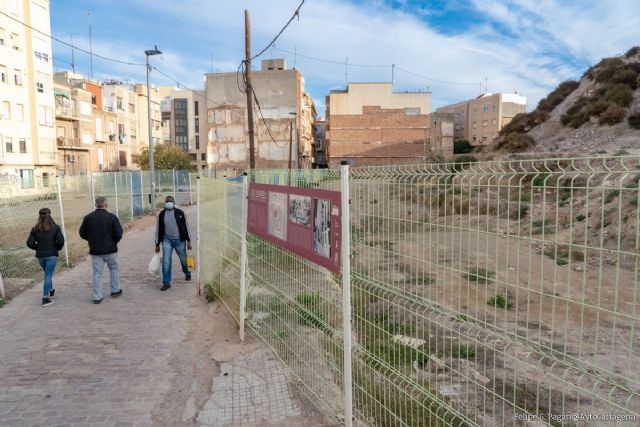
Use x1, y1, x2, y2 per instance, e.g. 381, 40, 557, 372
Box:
313, 119, 328, 168
435, 93, 527, 146
431, 112, 454, 159
0, 0, 56, 187
158, 87, 208, 170
204, 59, 316, 171
326, 83, 432, 166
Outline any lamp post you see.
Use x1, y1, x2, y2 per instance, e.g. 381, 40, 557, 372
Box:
145, 45, 162, 212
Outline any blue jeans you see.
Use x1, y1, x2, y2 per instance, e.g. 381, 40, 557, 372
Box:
91, 253, 120, 300
162, 237, 190, 285
37, 256, 57, 298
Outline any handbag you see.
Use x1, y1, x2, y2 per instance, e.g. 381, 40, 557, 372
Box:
187, 249, 196, 272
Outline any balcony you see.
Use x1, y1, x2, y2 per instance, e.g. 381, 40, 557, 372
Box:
56, 137, 89, 150
55, 105, 78, 119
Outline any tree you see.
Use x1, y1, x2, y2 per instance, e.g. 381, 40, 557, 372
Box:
133, 144, 192, 170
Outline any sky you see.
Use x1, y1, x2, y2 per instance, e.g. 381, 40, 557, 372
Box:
49, 0, 640, 117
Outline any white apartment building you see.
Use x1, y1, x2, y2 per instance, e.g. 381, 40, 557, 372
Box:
0, 0, 56, 187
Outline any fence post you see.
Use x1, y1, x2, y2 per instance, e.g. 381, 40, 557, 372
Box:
90, 172, 95, 209
56, 176, 70, 267
189, 172, 193, 205
239, 173, 249, 342
196, 177, 201, 296
114, 173, 119, 218
129, 172, 134, 220
172, 168, 177, 202
0, 272, 5, 300
340, 160, 353, 427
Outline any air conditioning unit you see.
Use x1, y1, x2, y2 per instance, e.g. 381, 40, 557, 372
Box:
69, 155, 76, 163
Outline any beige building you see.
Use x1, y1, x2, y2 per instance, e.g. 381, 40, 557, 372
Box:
0, 0, 56, 187
435, 93, 527, 146
432, 112, 454, 159
158, 87, 208, 171
204, 59, 316, 171
326, 83, 433, 166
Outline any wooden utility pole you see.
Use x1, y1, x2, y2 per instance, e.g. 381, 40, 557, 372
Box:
288, 118, 293, 185
244, 10, 256, 170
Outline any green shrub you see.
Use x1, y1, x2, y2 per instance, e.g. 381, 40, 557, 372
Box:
204, 282, 218, 303
464, 267, 495, 284
605, 189, 620, 203
502, 133, 535, 152
295, 291, 327, 330
594, 57, 625, 83
453, 139, 473, 154
625, 46, 640, 58
576, 214, 586, 222
455, 154, 477, 164
604, 83, 633, 108
487, 294, 511, 309
599, 105, 627, 125
628, 112, 640, 129
452, 344, 476, 359
537, 80, 579, 112
0, 298, 6, 308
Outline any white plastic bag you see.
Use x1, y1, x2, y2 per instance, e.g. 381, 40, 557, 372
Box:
148, 252, 162, 277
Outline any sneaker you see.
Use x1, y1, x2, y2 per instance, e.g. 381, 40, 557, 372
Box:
161, 284, 171, 291
185, 274, 191, 281
110, 289, 123, 298
50, 289, 55, 298
42, 298, 54, 307
93, 298, 103, 304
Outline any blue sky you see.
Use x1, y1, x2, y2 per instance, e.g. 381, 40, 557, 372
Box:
50, 0, 640, 116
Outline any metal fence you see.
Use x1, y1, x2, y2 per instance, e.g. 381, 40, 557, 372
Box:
200, 156, 640, 426
0, 170, 193, 300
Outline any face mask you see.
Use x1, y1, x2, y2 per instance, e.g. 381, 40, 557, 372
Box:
165, 202, 174, 210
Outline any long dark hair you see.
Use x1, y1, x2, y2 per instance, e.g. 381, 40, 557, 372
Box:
33, 208, 56, 232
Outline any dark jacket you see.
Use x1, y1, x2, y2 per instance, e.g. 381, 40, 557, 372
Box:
79, 209, 123, 255
156, 208, 190, 245
26, 225, 65, 258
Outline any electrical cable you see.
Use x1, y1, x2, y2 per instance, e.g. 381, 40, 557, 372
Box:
249, 0, 305, 62
0, 10, 145, 66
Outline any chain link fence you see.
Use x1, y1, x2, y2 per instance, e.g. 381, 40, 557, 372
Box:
0, 170, 193, 301
200, 156, 640, 426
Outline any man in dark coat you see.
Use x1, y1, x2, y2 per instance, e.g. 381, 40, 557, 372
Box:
155, 196, 191, 291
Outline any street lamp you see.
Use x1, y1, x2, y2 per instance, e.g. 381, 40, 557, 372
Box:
145, 45, 162, 211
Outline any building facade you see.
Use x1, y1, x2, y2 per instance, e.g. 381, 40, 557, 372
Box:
435, 93, 527, 146
326, 83, 432, 167
0, 0, 56, 187
158, 87, 208, 170
204, 59, 316, 171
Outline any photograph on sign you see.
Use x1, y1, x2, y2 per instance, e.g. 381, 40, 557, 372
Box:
313, 198, 331, 259
268, 192, 288, 241
289, 194, 311, 226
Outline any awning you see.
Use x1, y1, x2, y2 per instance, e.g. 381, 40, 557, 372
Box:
54, 88, 71, 98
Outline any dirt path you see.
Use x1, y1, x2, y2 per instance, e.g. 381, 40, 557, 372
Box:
0, 209, 331, 427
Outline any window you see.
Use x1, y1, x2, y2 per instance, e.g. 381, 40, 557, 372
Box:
37, 105, 46, 125
119, 150, 127, 166
42, 173, 50, 187
189, 153, 197, 161
11, 33, 20, 50
45, 106, 53, 126
79, 101, 91, 116
1, 101, 9, 119
195, 135, 200, 150
14, 69, 22, 85
0, 65, 6, 83
201, 153, 206, 161
36, 82, 44, 93
128, 102, 135, 113
20, 169, 34, 189
0, 27, 5, 46
482, 120, 488, 127
91, 94, 96, 105
472, 121, 477, 128
118, 123, 125, 136
16, 103, 24, 121
5, 137, 12, 153
195, 118, 200, 129
116, 97, 123, 110
82, 130, 92, 144
493, 105, 497, 112
34, 51, 49, 62
194, 100, 199, 116
482, 104, 489, 113
19, 138, 26, 153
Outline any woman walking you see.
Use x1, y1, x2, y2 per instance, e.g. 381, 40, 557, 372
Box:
26, 208, 65, 306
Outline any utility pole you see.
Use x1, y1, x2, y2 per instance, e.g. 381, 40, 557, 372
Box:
288, 116, 293, 185
70, 34, 75, 73
245, 10, 256, 171
145, 45, 162, 212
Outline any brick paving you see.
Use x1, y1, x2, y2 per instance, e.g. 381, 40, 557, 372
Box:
0, 211, 330, 427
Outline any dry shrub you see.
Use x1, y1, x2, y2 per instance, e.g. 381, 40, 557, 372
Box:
599, 104, 627, 125
537, 80, 579, 112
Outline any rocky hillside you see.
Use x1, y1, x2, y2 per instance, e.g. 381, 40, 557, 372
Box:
491, 46, 640, 156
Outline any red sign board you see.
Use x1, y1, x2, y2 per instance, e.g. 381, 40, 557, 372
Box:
247, 183, 342, 272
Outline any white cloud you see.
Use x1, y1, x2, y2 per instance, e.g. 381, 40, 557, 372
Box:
52, 0, 640, 113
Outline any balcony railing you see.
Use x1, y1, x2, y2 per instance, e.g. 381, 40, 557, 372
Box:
55, 105, 78, 118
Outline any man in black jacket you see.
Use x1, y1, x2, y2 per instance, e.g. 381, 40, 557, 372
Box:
80, 196, 123, 304
155, 196, 191, 291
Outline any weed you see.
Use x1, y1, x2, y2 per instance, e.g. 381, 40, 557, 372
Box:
463, 267, 495, 284
366, 240, 394, 250
614, 149, 630, 156
532, 173, 552, 187
0, 298, 6, 308
605, 189, 620, 204
456, 314, 469, 322
487, 294, 511, 309
453, 139, 473, 154
295, 291, 327, 331
625, 174, 640, 188
576, 214, 586, 222
204, 282, 219, 303
452, 344, 476, 359
449, 186, 463, 195
350, 224, 365, 244
531, 219, 555, 235
629, 112, 640, 130
275, 331, 289, 339
409, 273, 436, 285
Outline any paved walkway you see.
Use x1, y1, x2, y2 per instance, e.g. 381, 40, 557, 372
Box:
0, 211, 330, 427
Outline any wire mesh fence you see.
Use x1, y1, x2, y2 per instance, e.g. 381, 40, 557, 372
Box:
200, 156, 640, 426
0, 170, 193, 301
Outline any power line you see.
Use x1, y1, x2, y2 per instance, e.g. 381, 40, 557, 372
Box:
275, 47, 388, 68
0, 10, 145, 67
394, 65, 480, 86
249, 0, 305, 62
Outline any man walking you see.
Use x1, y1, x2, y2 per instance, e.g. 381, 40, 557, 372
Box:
155, 196, 192, 291
80, 196, 123, 304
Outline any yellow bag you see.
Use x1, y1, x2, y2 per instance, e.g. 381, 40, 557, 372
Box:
187, 250, 196, 272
